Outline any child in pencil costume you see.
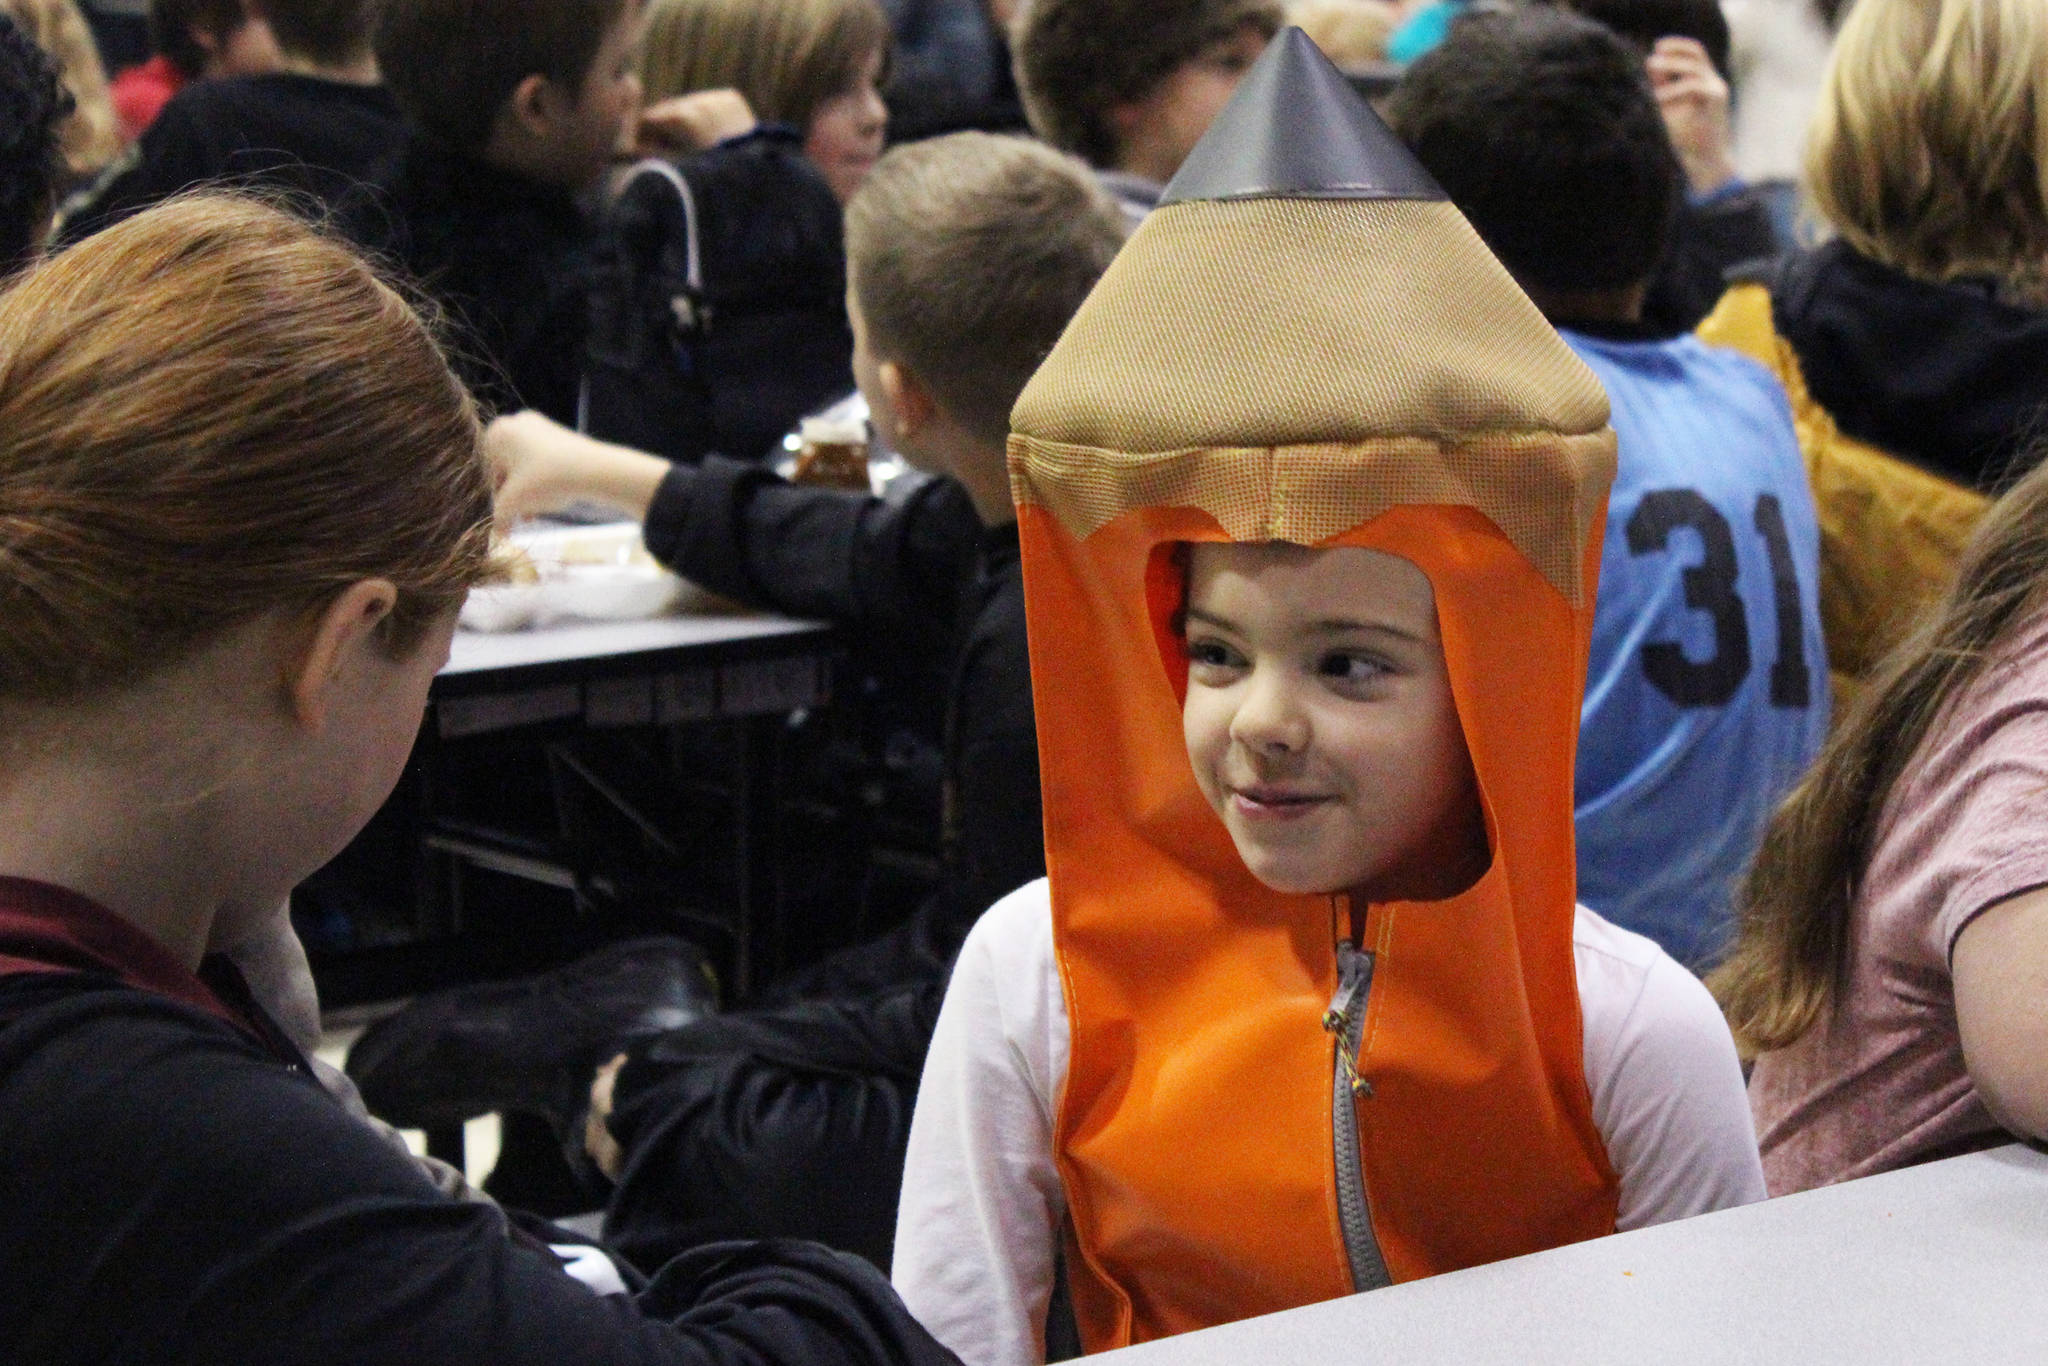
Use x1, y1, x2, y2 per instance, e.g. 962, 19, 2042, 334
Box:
891, 30, 1763, 1365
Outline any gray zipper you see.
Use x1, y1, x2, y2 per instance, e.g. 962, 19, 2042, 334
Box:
1325, 936, 1391, 1291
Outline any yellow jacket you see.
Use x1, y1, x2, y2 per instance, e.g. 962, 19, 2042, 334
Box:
1696, 283, 1988, 704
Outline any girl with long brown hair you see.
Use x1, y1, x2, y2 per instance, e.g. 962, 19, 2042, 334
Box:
0, 193, 952, 1365
1713, 447, 2048, 1195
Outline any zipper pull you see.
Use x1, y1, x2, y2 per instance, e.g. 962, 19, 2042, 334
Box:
1324, 939, 1374, 1098
1322, 961, 1363, 1035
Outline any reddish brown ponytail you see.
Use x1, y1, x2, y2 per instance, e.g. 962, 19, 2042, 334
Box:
0, 194, 497, 706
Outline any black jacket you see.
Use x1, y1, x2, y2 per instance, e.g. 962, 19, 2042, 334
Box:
1642, 182, 1785, 334
59, 74, 402, 241
641, 457, 1042, 961
0, 879, 958, 1366
348, 135, 595, 423
598, 463, 1038, 1275
1768, 240, 2048, 491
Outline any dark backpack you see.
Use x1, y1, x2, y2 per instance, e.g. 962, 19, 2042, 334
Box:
581, 128, 854, 464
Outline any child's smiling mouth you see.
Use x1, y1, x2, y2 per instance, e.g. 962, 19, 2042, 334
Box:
1228, 784, 1336, 820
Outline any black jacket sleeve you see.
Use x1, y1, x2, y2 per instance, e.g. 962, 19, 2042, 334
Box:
1644, 183, 1786, 334
0, 987, 959, 1366
640, 459, 981, 654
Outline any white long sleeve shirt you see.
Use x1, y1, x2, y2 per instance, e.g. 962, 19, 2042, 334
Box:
893, 878, 1766, 1366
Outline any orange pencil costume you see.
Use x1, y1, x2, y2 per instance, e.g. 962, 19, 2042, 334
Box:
1009, 31, 1623, 1349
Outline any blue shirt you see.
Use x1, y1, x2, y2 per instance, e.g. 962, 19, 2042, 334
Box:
1567, 329, 1828, 969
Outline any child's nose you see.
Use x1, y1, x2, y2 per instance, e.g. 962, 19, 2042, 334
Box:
1229, 667, 1308, 755
859, 85, 888, 133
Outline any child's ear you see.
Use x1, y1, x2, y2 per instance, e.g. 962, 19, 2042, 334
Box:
285, 579, 398, 731
879, 360, 937, 443
507, 73, 562, 141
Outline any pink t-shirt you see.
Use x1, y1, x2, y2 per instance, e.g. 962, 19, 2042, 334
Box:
1749, 600, 2048, 1195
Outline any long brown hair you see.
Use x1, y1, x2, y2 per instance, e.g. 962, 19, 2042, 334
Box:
0, 194, 496, 709
1711, 449, 2048, 1054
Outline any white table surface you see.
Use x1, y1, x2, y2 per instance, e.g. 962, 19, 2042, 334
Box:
1092, 1144, 2048, 1365
441, 613, 827, 678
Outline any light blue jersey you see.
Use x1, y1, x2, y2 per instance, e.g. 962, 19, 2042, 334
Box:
1566, 329, 1828, 970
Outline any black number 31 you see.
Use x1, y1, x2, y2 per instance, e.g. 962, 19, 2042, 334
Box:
1624, 489, 1812, 710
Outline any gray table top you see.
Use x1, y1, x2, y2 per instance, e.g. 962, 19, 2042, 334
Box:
441, 614, 828, 678
1092, 1144, 2048, 1365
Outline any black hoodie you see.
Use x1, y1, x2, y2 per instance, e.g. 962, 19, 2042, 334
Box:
1770, 240, 2048, 491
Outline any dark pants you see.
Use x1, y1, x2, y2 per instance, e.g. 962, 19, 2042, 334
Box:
599, 921, 948, 1273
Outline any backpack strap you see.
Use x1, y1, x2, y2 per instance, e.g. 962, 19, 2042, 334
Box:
578, 157, 708, 435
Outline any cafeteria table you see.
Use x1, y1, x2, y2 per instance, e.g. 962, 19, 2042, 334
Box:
305, 610, 838, 1012
430, 612, 837, 995
1092, 1143, 2048, 1365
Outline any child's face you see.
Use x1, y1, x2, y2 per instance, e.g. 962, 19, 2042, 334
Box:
193, 15, 283, 79
805, 45, 888, 204
1181, 542, 1489, 903
1111, 21, 1268, 181
557, 0, 646, 186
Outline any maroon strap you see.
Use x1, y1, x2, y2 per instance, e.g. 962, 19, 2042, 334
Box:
0, 875, 268, 1046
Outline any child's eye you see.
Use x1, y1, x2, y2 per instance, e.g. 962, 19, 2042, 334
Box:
1186, 637, 1245, 674
1319, 651, 1391, 687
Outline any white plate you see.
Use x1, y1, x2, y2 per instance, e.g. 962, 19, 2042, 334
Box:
458, 522, 698, 633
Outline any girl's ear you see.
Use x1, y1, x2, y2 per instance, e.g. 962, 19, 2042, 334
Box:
286, 579, 398, 730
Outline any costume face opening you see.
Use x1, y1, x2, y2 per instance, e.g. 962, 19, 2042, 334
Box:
1175, 541, 1490, 903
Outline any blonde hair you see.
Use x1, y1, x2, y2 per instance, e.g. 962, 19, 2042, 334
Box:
0, 0, 122, 184
1289, 0, 1394, 67
640, 0, 889, 129
1805, 0, 2048, 290
844, 132, 1127, 447
1712, 446, 2048, 1055
0, 195, 496, 707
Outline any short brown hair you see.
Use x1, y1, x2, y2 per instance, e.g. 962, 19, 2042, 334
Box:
376, 0, 630, 153
1015, 0, 1282, 169
249, 0, 376, 65
844, 132, 1127, 447
640, 0, 890, 129
0, 194, 495, 706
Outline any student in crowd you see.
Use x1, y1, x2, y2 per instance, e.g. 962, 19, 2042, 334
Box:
1388, 8, 1827, 967
639, 0, 891, 204
892, 34, 1760, 1366
2, 0, 123, 189
347, 131, 1128, 1274
109, 0, 281, 138
354, 0, 645, 423
0, 193, 957, 1366
1714, 448, 2048, 1195
1012, 0, 1280, 222
1697, 0, 2046, 694
0, 11, 69, 272
57, 0, 395, 237
1552, 0, 1787, 333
